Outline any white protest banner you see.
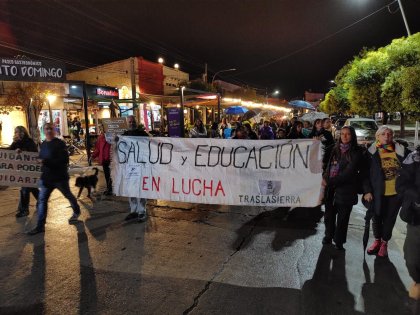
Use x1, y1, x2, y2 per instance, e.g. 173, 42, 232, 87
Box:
112, 137, 324, 207
0, 149, 41, 188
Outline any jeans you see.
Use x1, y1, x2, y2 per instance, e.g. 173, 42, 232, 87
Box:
36, 179, 80, 229
129, 198, 147, 214
18, 187, 39, 212
324, 198, 353, 245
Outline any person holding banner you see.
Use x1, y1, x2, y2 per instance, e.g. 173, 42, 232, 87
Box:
92, 125, 112, 195
121, 115, 149, 223
8, 126, 39, 218
27, 123, 81, 235
322, 126, 364, 250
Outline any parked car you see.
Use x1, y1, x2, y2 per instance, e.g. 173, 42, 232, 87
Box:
332, 118, 347, 140
344, 118, 378, 145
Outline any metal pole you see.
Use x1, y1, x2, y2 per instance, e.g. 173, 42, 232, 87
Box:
180, 87, 185, 138
217, 94, 221, 123
397, 0, 411, 36
82, 82, 91, 165
130, 57, 137, 113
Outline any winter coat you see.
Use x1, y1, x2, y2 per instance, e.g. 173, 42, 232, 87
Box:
8, 136, 38, 152
309, 128, 334, 147
396, 150, 420, 225
363, 142, 410, 216
92, 134, 111, 165
323, 144, 364, 206
260, 126, 274, 140
39, 138, 69, 185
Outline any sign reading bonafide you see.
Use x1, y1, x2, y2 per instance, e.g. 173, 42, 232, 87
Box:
112, 137, 324, 207
0, 150, 41, 188
0, 58, 66, 82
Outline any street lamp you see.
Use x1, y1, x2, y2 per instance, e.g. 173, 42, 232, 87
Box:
211, 68, 236, 85
174, 63, 179, 69
158, 57, 164, 64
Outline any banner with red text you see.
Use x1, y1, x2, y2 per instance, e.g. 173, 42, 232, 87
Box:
0, 150, 41, 188
112, 137, 323, 207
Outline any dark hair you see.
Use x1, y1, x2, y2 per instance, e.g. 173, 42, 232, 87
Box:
287, 121, 303, 139
195, 119, 205, 133
311, 119, 322, 134
332, 126, 358, 159
243, 122, 252, 132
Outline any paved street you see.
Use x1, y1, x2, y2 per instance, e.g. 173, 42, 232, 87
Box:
0, 171, 419, 315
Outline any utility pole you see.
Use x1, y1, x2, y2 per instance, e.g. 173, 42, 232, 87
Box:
82, 82, 91, 165
180, 87, 185, 138
130, 57, 138, 119
397, 0, 411, 36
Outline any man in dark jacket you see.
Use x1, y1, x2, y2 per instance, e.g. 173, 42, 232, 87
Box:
8, 126, 39, 217
27, 123, 81, 235
396, 147, 420, 300
121, 115, 149, 223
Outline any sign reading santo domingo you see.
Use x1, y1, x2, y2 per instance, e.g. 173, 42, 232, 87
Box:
0, 58, 66, 82
112, 137, 324, 207
0, 150, 41, 188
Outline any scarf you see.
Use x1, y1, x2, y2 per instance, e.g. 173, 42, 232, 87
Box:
376, 140, 395, 153
340, 143, 350, 154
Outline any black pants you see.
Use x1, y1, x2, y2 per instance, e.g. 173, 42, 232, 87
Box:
372, 195, 401, 242
103, 161, 112, 192
324, 199, 353, 245
404, 224, 420, 283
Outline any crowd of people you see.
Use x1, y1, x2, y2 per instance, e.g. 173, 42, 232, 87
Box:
5, 114, 420, 301
189, 116, 335, 148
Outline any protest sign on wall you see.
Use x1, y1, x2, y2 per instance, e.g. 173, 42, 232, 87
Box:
111, 137, 323, 207
0, 150, 41, 188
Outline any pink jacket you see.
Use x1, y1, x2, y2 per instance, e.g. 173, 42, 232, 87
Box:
92, 134, 111, 164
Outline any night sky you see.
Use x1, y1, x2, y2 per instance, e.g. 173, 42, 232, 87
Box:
1, 0, 420, 98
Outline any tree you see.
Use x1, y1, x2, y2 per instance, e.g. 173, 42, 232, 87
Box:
333, 33, 420, 129
319, 86, 350, 115
2, 82, 65, 144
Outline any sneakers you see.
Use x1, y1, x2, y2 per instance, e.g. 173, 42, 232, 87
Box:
16, 210, 29, 218
137, 212, 147, 223
378, 241, 388, 257
26, 226, 45, 235
125, 212, 138, 221
409, 282, 420, 300
68, 212, 81, 223
367, 239, 382, 255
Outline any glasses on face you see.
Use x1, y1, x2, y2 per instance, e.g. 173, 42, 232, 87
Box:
45, 127, 53, 131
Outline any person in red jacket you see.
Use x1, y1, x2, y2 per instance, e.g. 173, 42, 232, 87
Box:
92, 125, 112, 195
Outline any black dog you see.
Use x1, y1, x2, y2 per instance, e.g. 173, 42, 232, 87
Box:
75, 168, 99, 199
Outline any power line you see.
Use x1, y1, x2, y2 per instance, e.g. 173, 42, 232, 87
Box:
230, 1, 398, 77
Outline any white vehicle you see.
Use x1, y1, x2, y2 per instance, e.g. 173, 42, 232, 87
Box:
344, 118, 378, 145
